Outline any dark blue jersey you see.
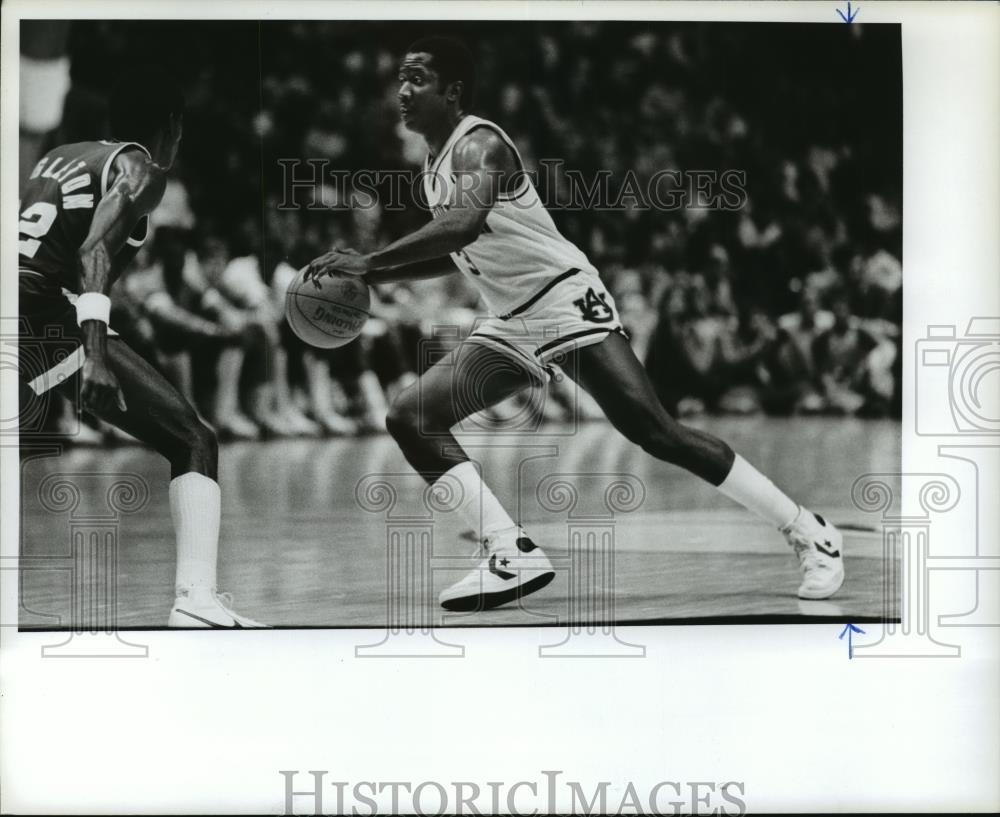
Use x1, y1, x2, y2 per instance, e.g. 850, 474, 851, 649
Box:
18, 140, 151, 293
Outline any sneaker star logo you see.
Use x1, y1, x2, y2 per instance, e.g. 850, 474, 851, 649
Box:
488, 554, 516, 580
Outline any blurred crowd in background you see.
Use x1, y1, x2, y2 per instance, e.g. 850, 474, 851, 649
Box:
23, 20, 903, 444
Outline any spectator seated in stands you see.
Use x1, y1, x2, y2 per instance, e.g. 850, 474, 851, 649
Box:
812, 287, 896, 417
646, 274, 773, 416
124, 228, 266, 439
760, 285, 834, 415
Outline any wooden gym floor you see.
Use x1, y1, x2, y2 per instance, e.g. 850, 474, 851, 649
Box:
16, 416, 900, 629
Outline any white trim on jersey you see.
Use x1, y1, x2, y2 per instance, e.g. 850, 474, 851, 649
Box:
99, 141, 153, 250
28, 347, 85, 395
126, 217, 149, 247
22, 284, 121, 395
426, 116, 477, 177
428, 117, 530, 200
99, 141, 152, 194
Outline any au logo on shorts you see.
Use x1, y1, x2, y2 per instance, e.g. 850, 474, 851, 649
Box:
574, 287, 614, 323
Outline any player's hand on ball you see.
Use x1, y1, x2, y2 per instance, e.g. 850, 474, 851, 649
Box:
304, 247, 371, 285
81, 356, 127, 415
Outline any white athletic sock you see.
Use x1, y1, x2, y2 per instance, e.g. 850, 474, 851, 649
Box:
169, 472, 220, 593
435, 461, 517, 540
717, 454, 800, 530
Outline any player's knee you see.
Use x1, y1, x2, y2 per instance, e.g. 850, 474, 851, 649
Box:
385, 395, 421, 441
387, 381, 458, 438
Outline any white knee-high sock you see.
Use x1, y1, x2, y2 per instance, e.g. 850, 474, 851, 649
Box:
717, 454, 800, 529
169, 472, 220, 592
435, 461, 517, 539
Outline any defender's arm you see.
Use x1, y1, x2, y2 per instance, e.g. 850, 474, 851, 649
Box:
76, 152, 167, 413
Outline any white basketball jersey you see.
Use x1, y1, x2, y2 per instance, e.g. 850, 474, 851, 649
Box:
422, 115, 598, 317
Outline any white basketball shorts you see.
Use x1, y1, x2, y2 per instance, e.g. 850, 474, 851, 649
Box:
465, 267, 626, 379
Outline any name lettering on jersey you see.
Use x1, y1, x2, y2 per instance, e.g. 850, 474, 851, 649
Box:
40, 158, 65, 179
573, 287, 614, 323
63, 194, 95, 210
31, 157, 90, 186
55, 160, 87, 183
61, 174, 91, 194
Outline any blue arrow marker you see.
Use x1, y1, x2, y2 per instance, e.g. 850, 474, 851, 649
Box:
837, 1, 860, 23
838, 623, 866, 658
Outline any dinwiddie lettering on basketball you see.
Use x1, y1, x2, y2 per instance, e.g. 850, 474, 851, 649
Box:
313, 304, 362, 331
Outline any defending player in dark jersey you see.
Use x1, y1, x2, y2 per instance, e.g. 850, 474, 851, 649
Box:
18, 68, 265, 627
307, 37, 844, 613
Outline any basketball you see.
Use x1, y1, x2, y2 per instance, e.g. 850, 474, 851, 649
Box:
285, 268, 371, 349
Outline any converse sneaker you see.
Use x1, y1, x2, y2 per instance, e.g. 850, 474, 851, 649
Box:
439, 527, 555, 612
782, 509, 845, 600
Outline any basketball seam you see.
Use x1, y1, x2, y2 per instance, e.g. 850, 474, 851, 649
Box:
285, 295, 311, 343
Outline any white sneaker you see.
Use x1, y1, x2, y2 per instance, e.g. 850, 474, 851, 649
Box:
168, 587, 269, 628
439, 527, 555, 612
782, 509, 845, 600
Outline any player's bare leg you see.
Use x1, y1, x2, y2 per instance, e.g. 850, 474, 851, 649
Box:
56, 338, 268, 626
385, 341, 555, 610
562, 332, 844, 599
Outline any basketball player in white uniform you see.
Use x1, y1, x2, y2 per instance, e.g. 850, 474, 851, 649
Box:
306, 37, 844, 612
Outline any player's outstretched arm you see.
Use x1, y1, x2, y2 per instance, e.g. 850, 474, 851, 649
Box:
305, 129, 518, 281
76, 151, 167, 414
363, 256, 459, 286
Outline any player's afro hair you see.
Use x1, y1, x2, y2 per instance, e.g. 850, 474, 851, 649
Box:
109, 66, 185, 144
406, 36, 477, 110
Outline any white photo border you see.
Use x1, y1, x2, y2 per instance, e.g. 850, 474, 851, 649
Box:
2, 1, 998, 814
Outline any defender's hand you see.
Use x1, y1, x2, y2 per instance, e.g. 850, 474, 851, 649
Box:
81, 356, 127, 415
304, 248, 372, 286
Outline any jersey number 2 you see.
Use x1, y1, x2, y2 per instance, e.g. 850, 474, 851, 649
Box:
19, 202, 58, 259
